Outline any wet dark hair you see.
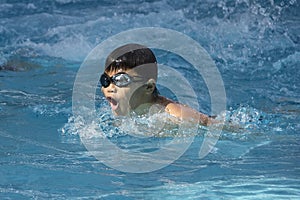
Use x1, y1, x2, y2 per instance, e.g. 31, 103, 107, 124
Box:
104, 43, 159, 96
105, 43, 157, 72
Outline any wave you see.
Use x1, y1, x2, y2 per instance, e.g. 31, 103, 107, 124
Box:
1, 0, 298, 66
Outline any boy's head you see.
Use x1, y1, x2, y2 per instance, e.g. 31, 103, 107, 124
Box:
105, 43, 157, 74
101, 43, 159, 115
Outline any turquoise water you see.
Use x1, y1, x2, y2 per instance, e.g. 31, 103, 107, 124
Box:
0, 0, 299, 199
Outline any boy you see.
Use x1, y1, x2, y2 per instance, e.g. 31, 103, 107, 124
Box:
100, 43, 216, 126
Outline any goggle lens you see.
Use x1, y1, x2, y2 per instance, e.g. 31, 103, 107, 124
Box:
100, 72, 132, 88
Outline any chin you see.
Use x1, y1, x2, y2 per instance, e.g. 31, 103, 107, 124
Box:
111, 103, 131, 116
112, 109, 127, 116
112, 110, 120, 116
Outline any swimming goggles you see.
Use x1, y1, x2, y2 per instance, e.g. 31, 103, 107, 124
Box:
100, 72, 132, 88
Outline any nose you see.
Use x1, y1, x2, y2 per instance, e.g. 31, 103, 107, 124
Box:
106, 83, 117, 93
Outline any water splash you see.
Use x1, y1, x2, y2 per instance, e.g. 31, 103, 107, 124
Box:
60, 100, 274, 142
226, 105, 265, 129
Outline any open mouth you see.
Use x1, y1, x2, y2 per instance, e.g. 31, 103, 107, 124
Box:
106, 97, 119, 111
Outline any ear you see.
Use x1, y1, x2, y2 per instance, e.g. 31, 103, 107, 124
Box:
145, 79, 156, 94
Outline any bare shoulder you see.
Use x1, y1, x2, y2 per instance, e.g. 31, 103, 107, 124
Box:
155, 96, 244, 131
157, 97, 210, 125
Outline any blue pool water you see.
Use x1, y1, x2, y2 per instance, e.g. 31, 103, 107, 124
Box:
0, 0, 299, 199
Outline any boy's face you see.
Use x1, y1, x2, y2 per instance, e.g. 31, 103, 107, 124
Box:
101, 68, 149, 116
